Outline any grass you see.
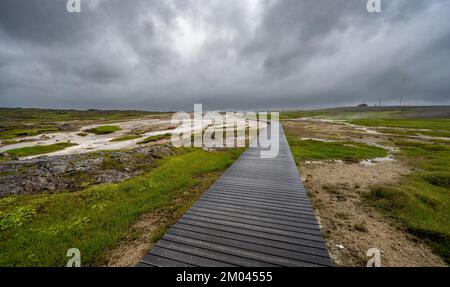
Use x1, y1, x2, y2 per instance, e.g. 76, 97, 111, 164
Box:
4, 142, 78, 157
84, 125, 122, 135
280, 106, 450, 121
1, 139, 19, 146
109, 134, 141, 142
0, 148, 243, 266
365, 140, 450, 263
287, 137, 388, 163
0, 128, 59, 140
138, 134, 171, 144
351, 119, 450, 135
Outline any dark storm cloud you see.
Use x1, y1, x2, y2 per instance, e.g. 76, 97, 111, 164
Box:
0, 0, 449, 111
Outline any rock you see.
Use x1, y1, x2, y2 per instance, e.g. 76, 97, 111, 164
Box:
0, 152, 19, 161
336, 244, 345, 250
58, 123, 77, 132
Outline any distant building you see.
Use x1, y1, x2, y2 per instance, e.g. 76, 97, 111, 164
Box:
358, 103, 368, 108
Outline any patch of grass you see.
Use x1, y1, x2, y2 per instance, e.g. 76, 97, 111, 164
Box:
0, 206, 37, 231
110, 134, 141, 142
138, 133, 171, 144
0, 128, 59, 140
0, 148, 243, 266
100, 155, 125, 171
84, 125, 122, 135
1, 139, 19, 146
4, 142, 78, 157
365, 140, 450, 263
280, 106, 450, 121
376, 128, 450, 138
351, 119, 450, 134
287, 137, 388, 163
423, 173, 450, 189
77, 132, 88, 137
354, 222, 368, 233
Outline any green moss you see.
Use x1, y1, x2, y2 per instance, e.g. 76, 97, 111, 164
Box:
84, 125, 122, 135
138, 133, 171, 144
1, 139, 19, 146
0, 128, 59, 140
0, 206, 37, 231
4, 142, 78, 157
110, 134, 141, 142
287, 138, 388, 163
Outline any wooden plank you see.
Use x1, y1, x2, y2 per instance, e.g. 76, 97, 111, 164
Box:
178, 216, 326, 243
162, 234, 319, 267
166, 229, 332, 266
175, 219, 327, 250
183, 211, 322, 235
188, 206, 320, 229
193, 201, 318, 221
156, 240, 274, 267
140, 253, 195, 267
197, 197, 317, 216
172, 223, 330, 258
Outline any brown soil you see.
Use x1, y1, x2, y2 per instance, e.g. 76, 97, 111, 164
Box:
107, 213, 166, 267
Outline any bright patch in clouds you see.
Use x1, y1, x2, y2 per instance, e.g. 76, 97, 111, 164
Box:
172, 16, 207, 62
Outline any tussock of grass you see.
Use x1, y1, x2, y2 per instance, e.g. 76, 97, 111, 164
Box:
287, 138, 388, 163
4, 142, 77, 157
138, 133, 171, 144
109, 134, 141, 142
84, 125, 122, 135
0, 148, 243, 266
423, 173, 450, 188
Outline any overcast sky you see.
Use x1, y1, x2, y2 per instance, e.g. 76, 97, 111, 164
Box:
0, 0, 449, 111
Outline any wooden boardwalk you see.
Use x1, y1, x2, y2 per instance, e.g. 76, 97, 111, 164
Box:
138, 123, 332, 267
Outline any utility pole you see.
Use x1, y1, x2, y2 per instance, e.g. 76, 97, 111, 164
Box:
379, 98, 381, 107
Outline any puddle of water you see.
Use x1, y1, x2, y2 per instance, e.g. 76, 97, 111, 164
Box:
360, 155, 395, 166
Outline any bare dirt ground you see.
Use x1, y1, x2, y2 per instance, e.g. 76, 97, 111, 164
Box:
302, 161, 445, 266
284, 119, 447, 267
